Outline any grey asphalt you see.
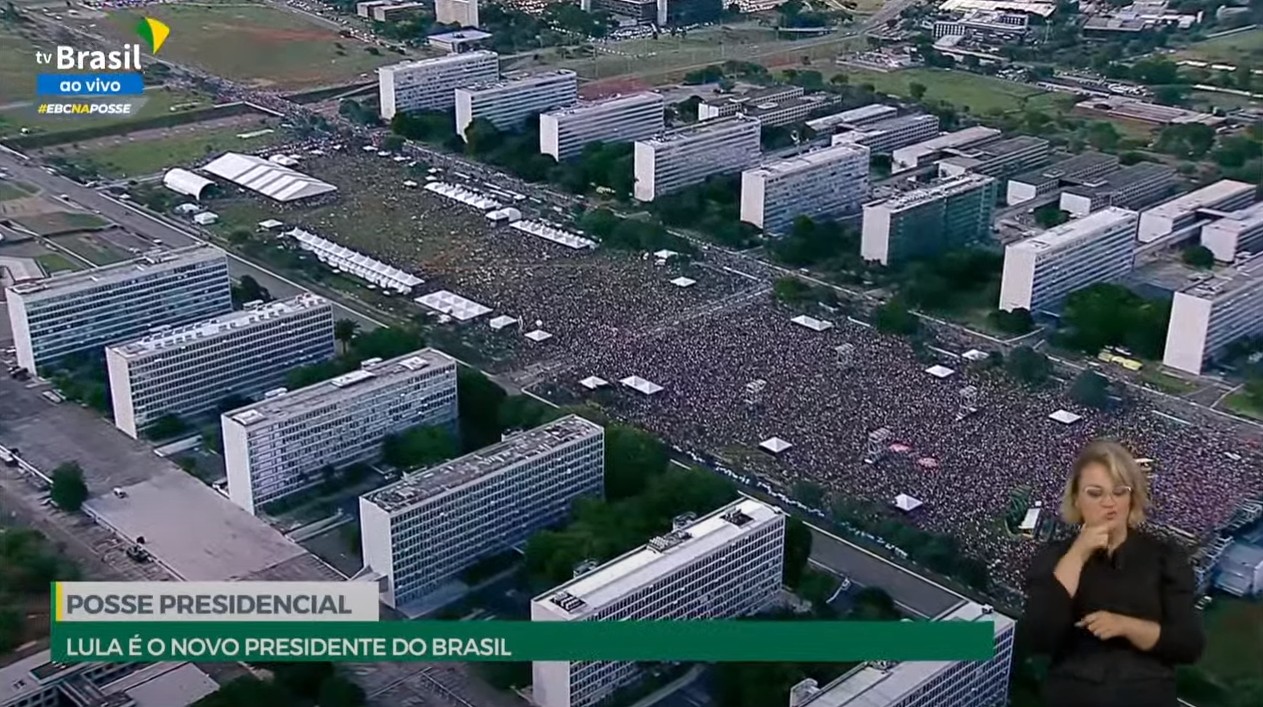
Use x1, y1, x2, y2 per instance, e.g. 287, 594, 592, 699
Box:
807, 526, 964, 619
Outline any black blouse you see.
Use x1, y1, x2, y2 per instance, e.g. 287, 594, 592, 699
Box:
1022, 531, 1205, 707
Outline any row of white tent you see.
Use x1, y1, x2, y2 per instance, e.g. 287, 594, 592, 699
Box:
510, 220, 597, 250
288, 228, 423, 293
424, 181, 502, 210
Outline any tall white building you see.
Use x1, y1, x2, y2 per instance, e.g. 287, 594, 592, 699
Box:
1163, 253, 1263, 375
105, 294, 334, 439
998, 207, 1140, 314
861, 174, 997, 266
377, 51, 499, 120
223, 349, 459, 515
789, 601, 1016, 707
5, 245, 231, 374
359, 415, 604, 610
633, 115, 763, 202
740, 143, 871, 234
831, 114, 941, 156
1201, 201, 1263, 263
532, 499, 786, 707
455, 70, 578, 139
539, 93, 665, 161
1137, 179, 1255, 243
434, 0, 479, 26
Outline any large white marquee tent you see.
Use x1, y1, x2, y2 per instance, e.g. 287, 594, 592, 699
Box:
288, 228, 422, 293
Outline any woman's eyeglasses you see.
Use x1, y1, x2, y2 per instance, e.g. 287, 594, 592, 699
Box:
1082, 485, 1132, 502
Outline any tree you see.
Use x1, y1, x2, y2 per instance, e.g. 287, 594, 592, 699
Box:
1059, 284, 1172, 359
908, 81, 927, 100
1181, 244, 1215, 269
791, 480, 825, 509
0, 607, 20, 654
873, 297, 918, 336
317, 675, 366, 707
1070, 369, 1110, 409
604, 424, 668, 500
457, 368, 508, 451
1087, 122, 1121, 152
851, 586, 898, 620
191, 676, 297, 707
380, 134, 404, 152
381, 425, 458, 469
50, 462, 89, 512
1033, 205, 1070, 228
783, 517, 813, 588
334, 319, 360, 354
988, 308, 1034, 336
232, 275, 271, 306
1246, 374, 1263, 409
1006, 346, 1052, 386
146, 413, 188, 441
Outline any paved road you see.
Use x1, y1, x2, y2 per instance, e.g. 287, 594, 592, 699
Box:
0, 148, 386, 330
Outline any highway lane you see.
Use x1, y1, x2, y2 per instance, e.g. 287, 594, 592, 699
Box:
0, 148, 386, 330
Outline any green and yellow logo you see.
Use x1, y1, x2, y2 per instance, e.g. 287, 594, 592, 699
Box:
135, 17, 170, 54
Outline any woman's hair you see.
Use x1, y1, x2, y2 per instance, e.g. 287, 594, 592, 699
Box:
1060, 439, 1150, 527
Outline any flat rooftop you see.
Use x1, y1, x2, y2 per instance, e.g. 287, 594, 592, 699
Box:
542, 91, 662, 118
534, 498, 783, 619
702, 84, 802, 107
6, 244, 223, 299
1178, 252, 1263, 300
1066, 161, 1174, 196
806, 104, 899, 130
1075, 95, 1224, 125
870, 173, 996, 211
428, 29, 493, 42
226, 348, 456, 426
748, 142, 870, 178
364, 414, 603, 513
1011, 151, 1118, 186
1141, 179, 1255, 220
378, 49, 498, 73
1009, 206, 1137, 254
0, 650, 68, 704
639, 114, 761, 146
802, 601, 1015, 707
461, 69, 576, 94
942, 134, 1047, 160
84, 469, 318, 581
895, 126, 1000, 155
109, 293, 327, 359
1207, 201, 1263, 233
746, 95, 828, 116
100, 663, 219, 707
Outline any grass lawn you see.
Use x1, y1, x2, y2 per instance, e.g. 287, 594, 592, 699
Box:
0, 24, 45, 104
70, 119, 281, 178
0, 180, 35, 201
1189, 89, 1263, 113
1179, 28, 1263, 66
103, 4, 396, 89
35, 252, 84, 274
55, 233, 133, 266
1138, 368, 1200, 395
1198, 596, 1263, 690
14, 211, 110, 235
1222, 391, 1263, 420
830, 67, 1046, 114
0, 87, 210, 139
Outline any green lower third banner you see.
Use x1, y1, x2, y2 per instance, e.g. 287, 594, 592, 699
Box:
52, 620, 995, 663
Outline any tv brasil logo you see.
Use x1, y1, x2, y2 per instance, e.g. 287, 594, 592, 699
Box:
35, 18, 169, 99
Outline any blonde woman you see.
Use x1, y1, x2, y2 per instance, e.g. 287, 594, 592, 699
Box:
1022, 440, 1204, 707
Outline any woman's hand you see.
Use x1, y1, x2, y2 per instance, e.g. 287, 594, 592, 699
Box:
1077, 611, 1162, 650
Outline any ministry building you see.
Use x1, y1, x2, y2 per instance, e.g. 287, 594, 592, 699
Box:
861, 174, 997, 266
1163, 253, 1263, 375
377, 51, 500, 120
633, 115, 762, 202
455, 70, 578, 139
223, 349, 459, 515
741, 143, 871, 235
540, 92, 665, 161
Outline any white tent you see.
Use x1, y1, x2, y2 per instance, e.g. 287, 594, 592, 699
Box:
893, 493, 923, 513
670, 277, 697, 288
620, 376, 664, 395
791, 315, 834, 332
163, 168, 215, 200
524, 329, 553, 342
653, 249, 679, 260
925, 365, 956, 379
192, 212, 218, 225
424, 181, 502, 210
759, 437, 793, 455
288, 228, 423, 293
257, 219, 284, 231
202, 153, 337, 202
579, 376, 609, 390
962, 349, 990, 362
487, 207, 523, 223
416, 290, 492, 321
1049, 409, 1082, 425
511, 220, 596, 250
489, 315, 518, 331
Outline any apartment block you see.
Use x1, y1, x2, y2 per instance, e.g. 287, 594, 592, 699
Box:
540, 92, 665, 160
1163, 253, 1263, 375
633, 115, 762, 202
1201, 201, 1263, 263
434, 0, 479, 26
740, 143, 871, 234
455, 70, 577, 138
5, 245, 231, 375
831, 114, 941, 155
698, 85, 803, 121
1006, 152, 1119, 206
860, 174, 998, 266
891, 126, 1001, 172
937, 135, 1051, 181
583, 0, 657, 22
359, 415, 604, 609
789, 601, 1016, 707
999, 207, 1140, 314
223, 349, 459, 515
1137, 179, 1256, 243
532, 499, 786, 707
806, 104, 899, 134
377, 51, 499, 120
1059, 162, 1177, 217
106, 294, 334, 439
745, 95, 833, 128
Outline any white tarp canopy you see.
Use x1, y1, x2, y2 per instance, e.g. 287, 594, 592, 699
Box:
202, 153, 337, 202
670, 277, 696, 288
163, 169, 215, 200
893, 493, 923, 512
192, 212, 218, 225
424, 181, 502, 210
487, 207, 523, 223
288, 228, 423, 293
524, 329, 553, 342
653, 249, 679, 260
489, 315, 518, 330
926, 365, 956, 379
579, 376, 609, 390
416, 290, 492, 321
759, 437, 793, 454
511, 220, 597, 250
1049, 409, 1082, 425
962, 349, 990, 362
791, 315, 834, 332
257, 219, 284, 230
620, 376, 664, 395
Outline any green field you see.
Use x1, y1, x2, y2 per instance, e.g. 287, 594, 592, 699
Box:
830, 67, 1046, 114
35, 252, 83, 274
1180, 28, 1263, 66
0, 24, 44, 104
103, 4, 397, 89
0, 87, 209, 139
1222, 391, 1263, 421
71, 120, 282, 177
14, 211, 110, 235
0, 179, 35, 201
1198, 597, 1263, 696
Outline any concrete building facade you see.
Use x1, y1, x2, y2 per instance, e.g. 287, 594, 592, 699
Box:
1136, 179, 1256, 243
891, 126, 1001, 172
831, 114, 941, 155
359, 415, 605, 609
998, 207, 1140, 314
539, 92, 665, 160
377, 51, 499, 120
698, 85, 802, 121
223, 349, 459, 515
1005, 152, 1119, 206
806, 104, 899, 134
105, 294, 334, 439
1163, 253, 1263, 375
1201, 201, 1263, 263
633, 115, 762, 202
740, 143, 871, 234
1059, 162, 1177, 217
531, 499, 786, 707
434, 0, 479, 26
4, 245, 231, 375
455, 70, 578, 138
937, 135, 1051, 180
860, 174, 998, 266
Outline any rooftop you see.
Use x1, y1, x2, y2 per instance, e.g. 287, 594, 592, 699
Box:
745, 95, 829, 117
702, 84, 803, 107
1205, 201, 1263, 233
1179, 252, 1263, 300
748, 142, 870, 177
100, 663, 219, 707
0, 650, 75, 704
460, 69, 577, 94
109, 293, 328, 359
225, 348, 456, 427
428, 29, 494, 42
894, 125, 1000, 155
1066, 161, 1175, 196
805, 104, 899, 131
1141, 179, 1255, 220
363, 415, 603, 513
1075, 95, 1224, 126
7, 244, 223, 299
1010, 151, 1118, 186
202, 153, 338, 203
534, 498, 783, 619
942, 134, 1047, 160
378, 49, 498, 73
542, 91, 662, 118
870, 173, 996, 211
639, 114, 762, 147
1009, 206, 1138, 254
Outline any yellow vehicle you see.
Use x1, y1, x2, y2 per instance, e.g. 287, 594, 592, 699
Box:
1097, 350, 1144, 371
